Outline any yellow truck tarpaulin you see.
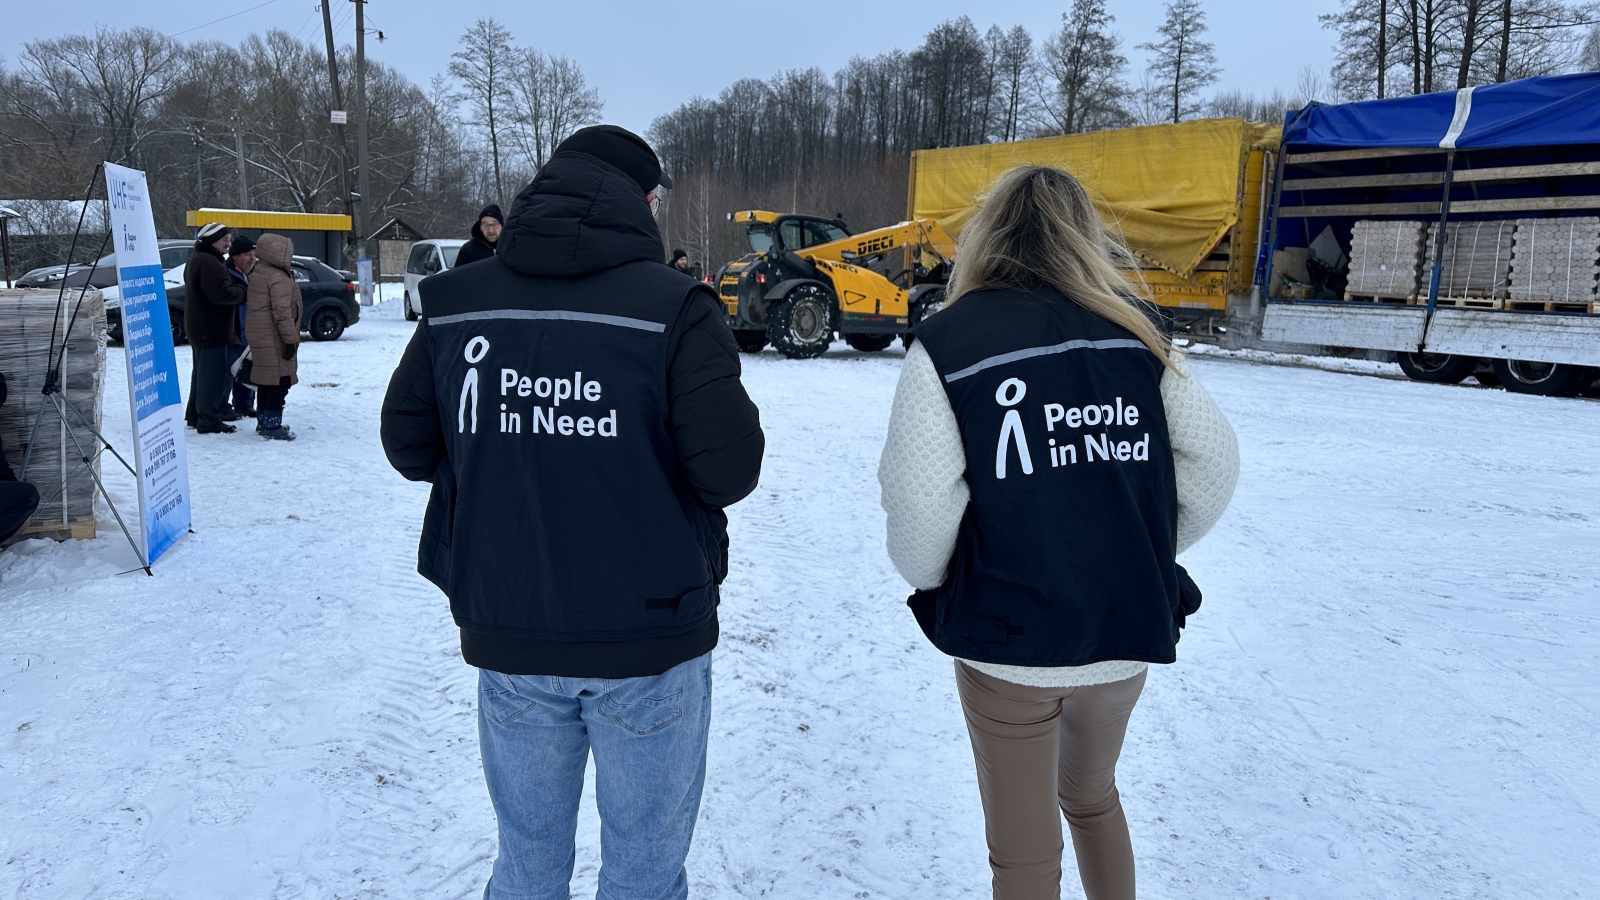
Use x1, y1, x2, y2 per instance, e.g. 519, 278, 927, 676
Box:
910, 118, 1280, 279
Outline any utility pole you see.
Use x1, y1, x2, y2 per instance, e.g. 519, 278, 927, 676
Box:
353, 0, 373, 303
321, 0, 355, 264
232, 113, 249, 207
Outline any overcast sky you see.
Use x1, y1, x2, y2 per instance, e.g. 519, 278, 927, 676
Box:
4, 0, 1333, 137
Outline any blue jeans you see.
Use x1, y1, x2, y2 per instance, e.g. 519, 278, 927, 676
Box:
478, 653, 713, 900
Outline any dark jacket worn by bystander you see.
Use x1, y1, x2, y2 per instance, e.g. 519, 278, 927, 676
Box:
380, 149, 764, 679
182, 240, 248, 349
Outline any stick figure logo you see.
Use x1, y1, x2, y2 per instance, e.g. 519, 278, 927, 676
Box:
459, 336, 489, 433
994, 377, 1033, 479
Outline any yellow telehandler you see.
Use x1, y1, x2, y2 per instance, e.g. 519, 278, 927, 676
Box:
712, 210, 956, 358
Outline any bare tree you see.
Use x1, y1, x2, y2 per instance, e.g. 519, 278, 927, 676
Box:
506, 50, 603, 173
1138, 0, 1221, 124
989, 26, 1036, 142
449, 19, 517, 206
14, 27, 180, 167
1039, 0, 1132, 135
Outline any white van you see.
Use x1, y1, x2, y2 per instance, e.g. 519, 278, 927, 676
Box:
402, 239, 466, 320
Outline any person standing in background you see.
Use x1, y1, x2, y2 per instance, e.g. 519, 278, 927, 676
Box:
183, 222, 248, 434
879, 166, 1239, 900
671, 248, 691, 275
455, 205, 504, 266
222, 234, 258, 420
245, 233, 303, 442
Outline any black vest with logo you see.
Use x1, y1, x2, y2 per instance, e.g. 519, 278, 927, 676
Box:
909, 287, 1182, 666
417, 259, 725, 649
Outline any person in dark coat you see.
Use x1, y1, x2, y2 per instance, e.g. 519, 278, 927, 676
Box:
454, 204, 503, 266
0, 371, 42, 543
670, 248, 691, 275
221, 234, 258, 419
380, 124, 758, 899
182, 222, 248, 434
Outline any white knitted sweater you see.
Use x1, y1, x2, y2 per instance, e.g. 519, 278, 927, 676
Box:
878, 343, 1240, 688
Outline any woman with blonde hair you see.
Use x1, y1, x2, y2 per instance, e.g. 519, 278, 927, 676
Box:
879, 166, 1239, 900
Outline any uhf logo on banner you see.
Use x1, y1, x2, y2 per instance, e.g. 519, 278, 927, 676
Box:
105, 162, 192, 564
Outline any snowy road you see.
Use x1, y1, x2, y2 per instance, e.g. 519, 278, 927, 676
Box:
2, 300, 1597, 899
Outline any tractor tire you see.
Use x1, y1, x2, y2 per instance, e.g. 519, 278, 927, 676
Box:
901, 288, 947, 348
765, 284, 836, 359
1397, 352, 1476, 384
1490, 358, 1592, 397
733, 330, 768, 353
844, 333, 895, 352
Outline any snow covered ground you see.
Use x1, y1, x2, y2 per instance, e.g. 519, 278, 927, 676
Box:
3, 298, 1597, 899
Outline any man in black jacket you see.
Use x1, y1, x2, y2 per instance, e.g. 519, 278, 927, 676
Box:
453, 204, 503, 267
381, 125, 763, 899
182, 222, 248, 434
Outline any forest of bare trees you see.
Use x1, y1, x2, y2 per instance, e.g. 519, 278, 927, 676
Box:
3, 3, 1599, 276
0, 19, 598, 272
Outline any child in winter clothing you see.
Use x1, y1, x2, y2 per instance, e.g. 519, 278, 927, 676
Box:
879, 165, 1239, 900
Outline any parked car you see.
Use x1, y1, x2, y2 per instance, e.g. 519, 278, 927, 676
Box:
106, 255, 360, 344
402, 239, 466, 321
16, 240, 193, 290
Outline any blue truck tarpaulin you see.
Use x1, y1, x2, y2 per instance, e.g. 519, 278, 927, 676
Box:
1283, 72, 1600, 151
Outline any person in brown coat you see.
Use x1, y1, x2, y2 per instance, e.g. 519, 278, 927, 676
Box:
245, 233, 302, 441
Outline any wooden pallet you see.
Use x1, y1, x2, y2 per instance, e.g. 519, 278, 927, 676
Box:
1427, 296, 1503, 309
1504, 299, 1592, 312
6, 514, 97, 544
1343, 292, 1414, 304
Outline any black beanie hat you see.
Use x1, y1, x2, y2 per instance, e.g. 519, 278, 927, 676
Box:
477, 204, 504, 224
671, 248, 688, 261
553, 125, 672, 193
229, 234, 256, 256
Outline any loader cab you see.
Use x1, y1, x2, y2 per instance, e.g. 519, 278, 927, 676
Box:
744, 214, 851, 254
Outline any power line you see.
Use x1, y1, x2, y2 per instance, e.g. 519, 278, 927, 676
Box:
167, 0, 282, 38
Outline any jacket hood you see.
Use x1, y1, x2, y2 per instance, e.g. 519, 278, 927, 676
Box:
496, 152, 663, 279
255, 233, 294, 272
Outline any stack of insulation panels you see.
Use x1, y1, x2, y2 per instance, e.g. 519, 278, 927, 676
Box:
1509, 217, 1600, 304
1346, 220, 1427, 297
0, 288, 106, 542
1424, 220, 1515, 299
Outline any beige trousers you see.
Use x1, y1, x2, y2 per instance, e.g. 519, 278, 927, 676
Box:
955, 661, 1148, 900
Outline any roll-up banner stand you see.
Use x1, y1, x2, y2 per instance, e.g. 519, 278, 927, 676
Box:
105, 162, 192, 564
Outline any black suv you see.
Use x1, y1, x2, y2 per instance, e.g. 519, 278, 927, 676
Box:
107, 255, 360, 345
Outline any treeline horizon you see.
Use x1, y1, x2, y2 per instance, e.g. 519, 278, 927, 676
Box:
4, 1, 1598, 276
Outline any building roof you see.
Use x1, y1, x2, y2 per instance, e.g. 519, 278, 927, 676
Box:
185, 208, 352, 232
0, 199, 110, 236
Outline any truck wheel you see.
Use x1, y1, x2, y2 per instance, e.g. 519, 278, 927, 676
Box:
844, 333, 895, 352
309, 307, 347, 342
404, 291, 419, 321
901, 288, 947, 348
766, 285, 835, 359
1490, 358, 1591, 397
1397, 352, 1475, 384
733, 330, 768, 353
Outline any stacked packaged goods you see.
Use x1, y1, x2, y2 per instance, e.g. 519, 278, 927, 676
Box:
0, 287, 106, 541
1346, 220, 1427, 297
1424, 220, 1516, 300
1509, 217, 1600, 304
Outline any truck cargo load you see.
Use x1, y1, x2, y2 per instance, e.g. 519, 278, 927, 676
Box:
1261, 71, 1600, 396
907, 118, 1280, 323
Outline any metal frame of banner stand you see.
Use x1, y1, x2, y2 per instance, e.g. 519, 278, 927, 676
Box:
15, 164, 152, 576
